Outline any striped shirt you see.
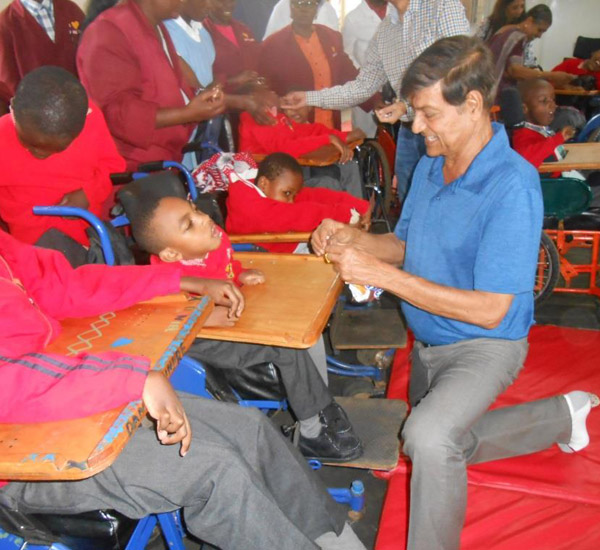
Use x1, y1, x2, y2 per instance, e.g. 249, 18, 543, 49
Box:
305, 0, 470, 119
20, 0, 55, 41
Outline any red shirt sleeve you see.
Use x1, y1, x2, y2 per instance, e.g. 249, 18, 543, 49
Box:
512, 128, 564, 169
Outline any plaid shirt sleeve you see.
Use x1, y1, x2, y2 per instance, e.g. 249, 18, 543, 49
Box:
305, 27, 388, 109
437, 0, 471, 39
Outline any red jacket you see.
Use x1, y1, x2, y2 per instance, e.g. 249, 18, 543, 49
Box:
258, 24, 368, 129
151, 228, 244, 285
203, 17, 259, 90
552, 57, 600, 90
225, 179, 369, 252
512, 127, 564, 169
77, 0, 195, 170
0, 104, 124, 246
0, 230, 182, 487
238, 111, 348, 157
0, 0, 84, 103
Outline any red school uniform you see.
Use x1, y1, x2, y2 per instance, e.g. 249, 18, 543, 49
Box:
0, 229, 182, 489
77, 0, 195, 171
238, 111, 349, 158
552, 57, 600, 90
0, 0, 84, 104
225, 179, 369, 253
512, 124, 565, 171
151, 227, 245, 286
0, 103, 125, 246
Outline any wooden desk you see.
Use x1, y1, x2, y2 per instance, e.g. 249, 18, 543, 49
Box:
229, 232, 311, 244
0, 295, 212, 481
539, 142, 600, 173
554, 89, 599, 97
199, 252, 343, 348
252, 139, 363, 167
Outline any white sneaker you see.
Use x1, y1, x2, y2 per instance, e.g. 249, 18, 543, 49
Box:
558, 391, 599, 453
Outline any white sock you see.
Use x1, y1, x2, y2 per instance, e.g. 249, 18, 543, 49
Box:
558, 391, 598, 453
315, 523, 367, 550
299, 414, 322, 439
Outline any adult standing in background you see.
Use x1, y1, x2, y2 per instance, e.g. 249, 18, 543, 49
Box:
281, 0, 470, 202
474, 0, 525, 42
0, 0, 84, 107
263, 0, 338, 40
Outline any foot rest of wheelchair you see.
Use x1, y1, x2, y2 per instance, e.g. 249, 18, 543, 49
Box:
543, 212, 600, 231
0, 507, 137, 550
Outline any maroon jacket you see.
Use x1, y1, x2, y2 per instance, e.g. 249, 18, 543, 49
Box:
77, 0, 195, 170
0, 0, 84, 103
258, 24, 375, 128
203, 17, 260, 89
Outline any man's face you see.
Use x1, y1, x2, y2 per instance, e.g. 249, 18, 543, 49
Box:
522, 82, 556, 127
154, 197, 222, 261
14, 120, 73, 159
411, 81, 477, 159
290, 0, 319, 26
258, 169, 303, 203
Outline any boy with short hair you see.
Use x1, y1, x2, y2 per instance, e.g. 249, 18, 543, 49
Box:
226, 152, 371, 253
0, 66, 125, 247
0, 229, 366, 550
128, 193, 363, 463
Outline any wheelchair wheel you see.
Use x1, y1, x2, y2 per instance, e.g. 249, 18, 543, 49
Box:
356, 140, 393, 229
588, 127, 600, 142
534, 231, 560, 306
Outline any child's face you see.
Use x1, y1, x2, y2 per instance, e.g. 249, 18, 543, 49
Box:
281, 105, 312, 124
258, 169, 303, 204
154, 197, 222, 261
522, 82, 556, 127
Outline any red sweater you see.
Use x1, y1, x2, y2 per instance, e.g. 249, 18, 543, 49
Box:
77, 0, 195, 170
0, 0, 84, 103
0, 229, 181, 420
512, 127, 565, 169
0, 104, 125, 246
226, 179, 369, 252
151, 228, 244, 285
239, 111, 348, 157
552, 57, 600, 90
203, 18, 260, 90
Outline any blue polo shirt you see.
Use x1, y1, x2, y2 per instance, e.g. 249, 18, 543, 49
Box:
394, 123, 543, 345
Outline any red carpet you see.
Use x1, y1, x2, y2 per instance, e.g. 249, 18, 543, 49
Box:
376, 325, 600, 549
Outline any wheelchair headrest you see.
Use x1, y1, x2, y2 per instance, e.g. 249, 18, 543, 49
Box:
499, 87, 525, 129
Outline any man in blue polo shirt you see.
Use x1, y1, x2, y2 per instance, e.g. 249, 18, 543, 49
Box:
311, 36, 597, 550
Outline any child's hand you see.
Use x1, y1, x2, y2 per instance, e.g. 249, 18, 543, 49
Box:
204, 305, 240, 327
560, 125, 576, 141
329, 135, 354, 163
346, 128, 366, 143
180, 277, 245, 319
375, 100, 407, 124
142, 371, 192, 457
58, 189, 90, 210
359, 196, 375, 230
239, 269, 266, 285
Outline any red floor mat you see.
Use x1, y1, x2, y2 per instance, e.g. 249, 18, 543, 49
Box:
376, 325, 600, 549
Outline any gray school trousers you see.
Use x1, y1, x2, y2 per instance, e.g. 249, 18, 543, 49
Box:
187, 339, 332, 420
0, 394, 346, 550
401, 338, 572, 550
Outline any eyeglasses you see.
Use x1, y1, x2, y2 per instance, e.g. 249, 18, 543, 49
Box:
291, 0, 320, 8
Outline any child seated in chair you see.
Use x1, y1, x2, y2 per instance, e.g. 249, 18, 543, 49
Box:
239, 101, 366, 199
0, 229, 366, 550
128, 193, 364, 463
226, 152, 371, 253
0, 66, 125, 248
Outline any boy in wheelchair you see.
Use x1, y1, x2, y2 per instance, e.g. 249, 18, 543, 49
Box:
0, 229, 367, 550
226, 152, 371, 253
128, 193, 364, 463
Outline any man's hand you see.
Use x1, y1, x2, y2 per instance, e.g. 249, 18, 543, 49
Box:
239, 269, 266, 285
311, 218, 354, 256
560, 125, 577, 141
188, 86, 226, 121
280, 91, 307, 109
58, 189, 90, 210
204, 305, 240, 327
180, 277, 245, 319
142, 371, 192, 457
228, 70, 262, 91
325, 243, 382, 287
375, 100, 407, 124
329, 135, 354, 163
247, 89, 279, 126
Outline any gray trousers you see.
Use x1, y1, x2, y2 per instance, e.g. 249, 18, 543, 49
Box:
187, 339, 332, 420
0, 394, 346, 550
401, 338, 572, 550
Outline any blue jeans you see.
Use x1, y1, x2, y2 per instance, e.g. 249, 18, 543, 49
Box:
394, 125, 426, 201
